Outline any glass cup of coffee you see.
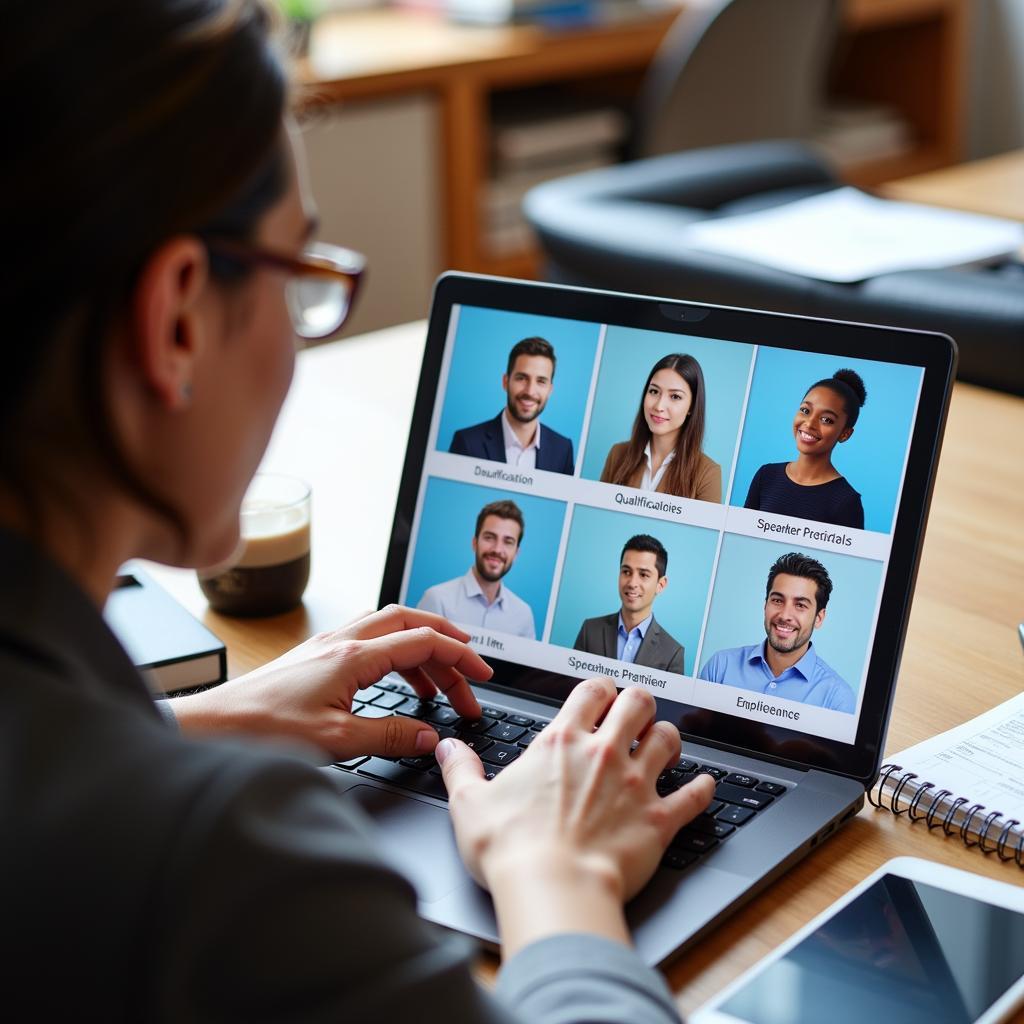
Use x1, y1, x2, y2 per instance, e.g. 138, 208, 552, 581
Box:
198, 473, 311, 617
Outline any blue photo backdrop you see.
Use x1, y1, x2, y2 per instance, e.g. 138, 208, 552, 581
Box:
404, 477, 567, 638
549, 505, 719, 675
697, 533, 883, 697
729, 348, 923, 533
579, 327, 754, 496
436, 306, 600, 461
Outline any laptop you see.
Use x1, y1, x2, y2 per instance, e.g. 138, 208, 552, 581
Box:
329, 273, 956, 967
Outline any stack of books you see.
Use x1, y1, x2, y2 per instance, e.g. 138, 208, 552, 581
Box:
812, 100, 912, 169
485, 95, 628, 256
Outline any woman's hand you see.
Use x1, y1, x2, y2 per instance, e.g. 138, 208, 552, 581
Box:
437, 677, 715, 957
168, 605, 490, 760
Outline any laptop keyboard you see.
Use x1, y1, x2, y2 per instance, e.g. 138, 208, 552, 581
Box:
332, 680, 789, 873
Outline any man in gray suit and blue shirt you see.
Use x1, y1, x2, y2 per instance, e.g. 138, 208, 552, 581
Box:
573, 534, 685, 674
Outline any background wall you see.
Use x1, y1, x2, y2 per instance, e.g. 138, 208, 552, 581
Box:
300, 96, 440, 339
967, 0, 1024, 157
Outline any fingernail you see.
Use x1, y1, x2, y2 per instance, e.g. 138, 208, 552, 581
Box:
435, 738, 455, 764
415, 729, 438, 754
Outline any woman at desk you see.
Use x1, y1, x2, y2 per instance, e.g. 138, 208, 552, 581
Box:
0, 2, 711, 1020
744, 368, 867, 529
600, 353, 722, 502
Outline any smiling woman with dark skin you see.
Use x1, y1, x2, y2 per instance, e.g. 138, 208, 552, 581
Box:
744, 369, 868, 529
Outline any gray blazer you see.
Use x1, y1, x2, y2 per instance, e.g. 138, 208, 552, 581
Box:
573, 612, 685, 674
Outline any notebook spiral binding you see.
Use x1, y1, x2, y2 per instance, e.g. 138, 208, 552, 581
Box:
870, 764, 1024, 867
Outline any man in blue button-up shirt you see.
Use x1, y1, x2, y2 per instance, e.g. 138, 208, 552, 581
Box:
699, 552, 854, 713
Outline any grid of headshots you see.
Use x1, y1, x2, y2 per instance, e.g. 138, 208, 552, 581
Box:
406, 305, 925, 721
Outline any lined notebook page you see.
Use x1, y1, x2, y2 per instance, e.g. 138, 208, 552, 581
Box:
886, 692, 1024, 822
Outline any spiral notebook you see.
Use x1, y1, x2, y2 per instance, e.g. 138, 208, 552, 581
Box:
871, 691, 1024, 865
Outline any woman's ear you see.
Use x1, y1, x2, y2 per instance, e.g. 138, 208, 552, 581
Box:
838, 427, 854, 443
131, 236, 210, 410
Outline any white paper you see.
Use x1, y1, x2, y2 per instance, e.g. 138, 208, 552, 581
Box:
888, 691, 1024, 822
682, 186, 1024, 283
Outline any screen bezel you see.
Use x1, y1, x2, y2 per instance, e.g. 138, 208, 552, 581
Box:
690, 857, 1024, 1024
379, 272, 957, 787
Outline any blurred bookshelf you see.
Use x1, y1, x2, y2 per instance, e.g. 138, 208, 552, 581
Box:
297, 0, 967, 301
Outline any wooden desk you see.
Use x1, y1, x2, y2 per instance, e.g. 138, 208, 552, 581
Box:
299, 0, 968, 279
881, 147, 1024, 222
148, 321, 1024, 1018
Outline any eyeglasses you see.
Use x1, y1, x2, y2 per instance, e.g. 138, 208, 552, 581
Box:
204, 238, 366, 340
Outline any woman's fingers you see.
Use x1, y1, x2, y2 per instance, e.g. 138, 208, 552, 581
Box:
355, 628, 484, 719
662, 773, 717, 833
346, 604, 481, 651
555, 676, 619, 732
631, 719, 682, 778
598, 686, 657, 748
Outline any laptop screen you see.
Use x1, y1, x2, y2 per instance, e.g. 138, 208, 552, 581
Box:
382, 275, 954, 784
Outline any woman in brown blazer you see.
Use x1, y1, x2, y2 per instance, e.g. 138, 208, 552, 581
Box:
600, 353, 721, 503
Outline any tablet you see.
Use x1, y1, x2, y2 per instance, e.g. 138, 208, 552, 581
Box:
691, 857, 1024, 1024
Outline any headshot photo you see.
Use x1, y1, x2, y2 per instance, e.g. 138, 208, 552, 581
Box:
581, 327, 753, 502
745, 368, 868, 529
436, 306, 599, 476
730, 349, 923, 533
549, 505, 719, 675
574, 534, 685, 673
600, 354, 721, 502
405, 477, 567, 641
697, 535, 883, 714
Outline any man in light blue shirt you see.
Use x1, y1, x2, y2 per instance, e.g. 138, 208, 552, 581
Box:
699, 552, 855, 713
573, 535, 685, 674
418, 499, 536, 639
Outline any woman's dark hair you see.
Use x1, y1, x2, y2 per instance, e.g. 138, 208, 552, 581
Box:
604, 354, 708, 499
1, 0, 287, 537
806, 368, 868, 428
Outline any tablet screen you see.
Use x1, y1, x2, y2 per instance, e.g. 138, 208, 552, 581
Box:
716, 874, 1024, 1024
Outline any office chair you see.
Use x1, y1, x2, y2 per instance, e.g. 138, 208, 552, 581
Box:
523, 140, 1024, 394
632, 0, 839, 159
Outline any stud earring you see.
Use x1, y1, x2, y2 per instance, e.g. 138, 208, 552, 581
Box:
180, 382, 193, 403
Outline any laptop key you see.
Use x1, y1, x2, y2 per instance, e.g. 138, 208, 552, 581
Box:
357, 758, 449, 800
716, 805, 756, 825
425, 706, 461, 726
531, 721, 549, 732
506, 714, 533, 727
688, 814, 736, 839
716, 783, 774, 810
487, 721, 527, 743
517, 731, 537, 749
481, 742, 520, 766
483, 766, 504, 780
398, 756, 434, 771
457, 716, 498, 735
395, 698, 436, 718
699, 765, 728, 781
676, 759, 698, 773
671, 830, 719, 854
725, 772, 759, 788
368, 690, 407, 710
333, 756, 368, 770
455, 735, 494, 754
662, 849, 699, 870
355, 704, 393, 720
755, 781, 787, 796
480, 706, 507, 720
